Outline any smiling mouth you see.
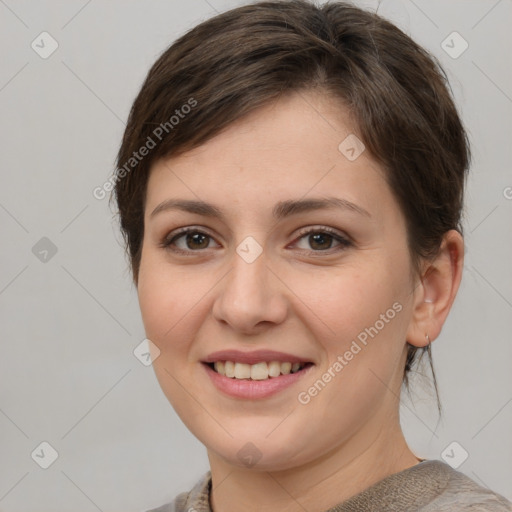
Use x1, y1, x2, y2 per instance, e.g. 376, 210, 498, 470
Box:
205, 360, 314, 380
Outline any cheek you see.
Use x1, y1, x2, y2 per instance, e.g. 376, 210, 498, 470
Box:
137, 266, 170, 342
296, 260, 408, 340
136, 255, 203, 418
137, 251, 184, 353
137, 251, 216, 360
292, 254, 411, 397
293, 264, 409, 432
138, 246, 184, 328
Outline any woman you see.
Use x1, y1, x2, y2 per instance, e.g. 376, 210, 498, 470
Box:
112, 1, 512, 510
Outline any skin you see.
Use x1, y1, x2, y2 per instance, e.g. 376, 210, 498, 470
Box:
137, 90, 464, 512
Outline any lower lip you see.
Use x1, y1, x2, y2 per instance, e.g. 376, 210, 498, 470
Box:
202, 363, 314, 399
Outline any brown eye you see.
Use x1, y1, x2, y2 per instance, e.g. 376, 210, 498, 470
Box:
293, 227, 352, 253
161, 226, 351, 256
308, 232, 335, 250
183, 231, 210, 250
160, 228, 218, 254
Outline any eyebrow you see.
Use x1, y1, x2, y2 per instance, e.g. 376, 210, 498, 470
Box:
150, 196, 371, 220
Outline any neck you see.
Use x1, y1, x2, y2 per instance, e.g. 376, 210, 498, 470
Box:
207, 422, 420, 512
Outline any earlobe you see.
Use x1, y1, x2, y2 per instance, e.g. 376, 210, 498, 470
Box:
406, 230, 464, 348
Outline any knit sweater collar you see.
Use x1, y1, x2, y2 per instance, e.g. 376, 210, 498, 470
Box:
184, 459, 456, 511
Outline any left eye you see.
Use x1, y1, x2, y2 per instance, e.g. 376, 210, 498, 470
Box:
293, 228, 352, 252
161, 227, 351, 254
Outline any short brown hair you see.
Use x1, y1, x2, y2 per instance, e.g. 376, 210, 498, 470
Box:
112, 0, 470, 396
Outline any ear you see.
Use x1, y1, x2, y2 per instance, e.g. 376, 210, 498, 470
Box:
406, 230, 464, 347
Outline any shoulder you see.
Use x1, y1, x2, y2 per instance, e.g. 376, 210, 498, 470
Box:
336, 459, 512, 511
143, 471, 212, 512
417, 460, 512, 511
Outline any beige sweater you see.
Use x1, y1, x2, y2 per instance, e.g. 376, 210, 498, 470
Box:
146, 460, 512, 511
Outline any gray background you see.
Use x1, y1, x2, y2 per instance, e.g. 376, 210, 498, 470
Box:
0, 0, 511, 510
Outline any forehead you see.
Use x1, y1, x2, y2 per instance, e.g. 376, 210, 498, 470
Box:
171, 91, 356, 164
144, 91, 396, 224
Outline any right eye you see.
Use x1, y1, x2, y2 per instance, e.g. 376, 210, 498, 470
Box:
160, 227, 220, 255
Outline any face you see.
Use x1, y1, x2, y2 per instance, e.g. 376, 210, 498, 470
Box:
137, 91, 420, 472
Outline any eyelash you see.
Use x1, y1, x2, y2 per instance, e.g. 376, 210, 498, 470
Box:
159, 226, 353, 256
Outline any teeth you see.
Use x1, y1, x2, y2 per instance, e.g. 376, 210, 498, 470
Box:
214, 361, 225, 375
234, 363, 251, 379
251, 362, 269, 380
224, 361, 235, 378
268, 361, 281, 378
212, 360, 306, 380
281, 362, 292, 375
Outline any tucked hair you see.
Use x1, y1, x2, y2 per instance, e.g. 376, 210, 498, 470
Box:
111, 0, 470, 406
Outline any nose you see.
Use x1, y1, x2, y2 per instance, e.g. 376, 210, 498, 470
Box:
211, 245, 288, 335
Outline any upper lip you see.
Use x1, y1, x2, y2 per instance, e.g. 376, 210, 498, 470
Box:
202, 350, 313, 365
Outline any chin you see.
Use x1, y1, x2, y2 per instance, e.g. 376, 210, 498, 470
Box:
212, 444, 308, 472
199, 426, 317, 472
